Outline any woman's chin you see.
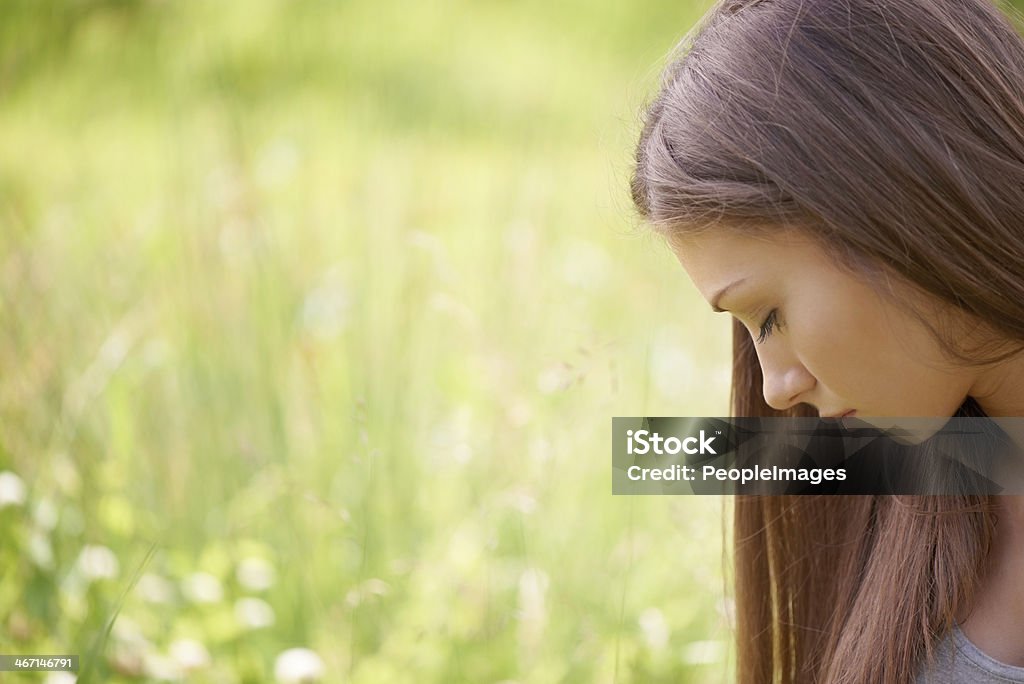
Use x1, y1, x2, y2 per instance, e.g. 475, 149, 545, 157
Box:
842, 415, 952, 444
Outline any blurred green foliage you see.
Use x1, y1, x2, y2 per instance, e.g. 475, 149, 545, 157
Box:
0, 0, 739, 682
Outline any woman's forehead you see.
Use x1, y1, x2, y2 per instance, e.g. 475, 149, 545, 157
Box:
667, 227, 820, 265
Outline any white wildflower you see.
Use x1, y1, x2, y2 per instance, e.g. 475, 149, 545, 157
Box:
168, 638, 210, 671
77, 545, 119, 581
143, 652, 182, 681
113, 616, 148, 645
236, 557, 276, 592
274, 648, 325, 683
235, 597, 275, 629
638, 608, 669, 650
0, 470, 26, 507
181, 572, 223, 604
344, 578, 390, 608
136, 573, 176, 604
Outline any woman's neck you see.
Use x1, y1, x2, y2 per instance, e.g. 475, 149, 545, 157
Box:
957, 351, 1024, 665
972, 349, 1024, 419
958, 497, 1024, 667
971, 350, 1024, 455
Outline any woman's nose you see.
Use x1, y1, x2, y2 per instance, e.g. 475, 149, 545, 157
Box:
760, 353, 816, 411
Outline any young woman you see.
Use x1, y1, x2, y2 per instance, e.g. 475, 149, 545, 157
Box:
630, 0, 1024, 681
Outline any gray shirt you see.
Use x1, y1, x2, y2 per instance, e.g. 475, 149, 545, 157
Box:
916, 625, 1024, 683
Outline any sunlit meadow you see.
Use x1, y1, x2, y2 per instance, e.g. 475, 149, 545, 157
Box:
0, 0, 742, 681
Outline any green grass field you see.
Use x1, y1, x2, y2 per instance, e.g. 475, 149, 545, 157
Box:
0, 1, 742, 681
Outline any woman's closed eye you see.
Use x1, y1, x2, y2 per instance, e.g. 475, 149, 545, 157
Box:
756, 309, 779, 344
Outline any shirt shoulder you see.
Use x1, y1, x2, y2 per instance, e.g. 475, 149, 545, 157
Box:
917, 625, 1024, 683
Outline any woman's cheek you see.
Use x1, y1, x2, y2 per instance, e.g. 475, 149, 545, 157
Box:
791, 313, 862, 390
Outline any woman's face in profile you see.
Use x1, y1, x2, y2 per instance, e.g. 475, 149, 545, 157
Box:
668, 228, 979, 421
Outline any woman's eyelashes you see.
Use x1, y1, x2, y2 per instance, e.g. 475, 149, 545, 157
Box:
756, 309, 779, 344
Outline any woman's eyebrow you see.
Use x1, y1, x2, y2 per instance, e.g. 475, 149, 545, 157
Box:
710, 277, 748, 312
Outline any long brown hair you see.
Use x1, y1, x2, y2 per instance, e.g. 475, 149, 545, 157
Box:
630, 0, 1024, 681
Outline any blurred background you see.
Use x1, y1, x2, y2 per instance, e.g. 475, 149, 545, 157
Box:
0, 0, 751, 681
